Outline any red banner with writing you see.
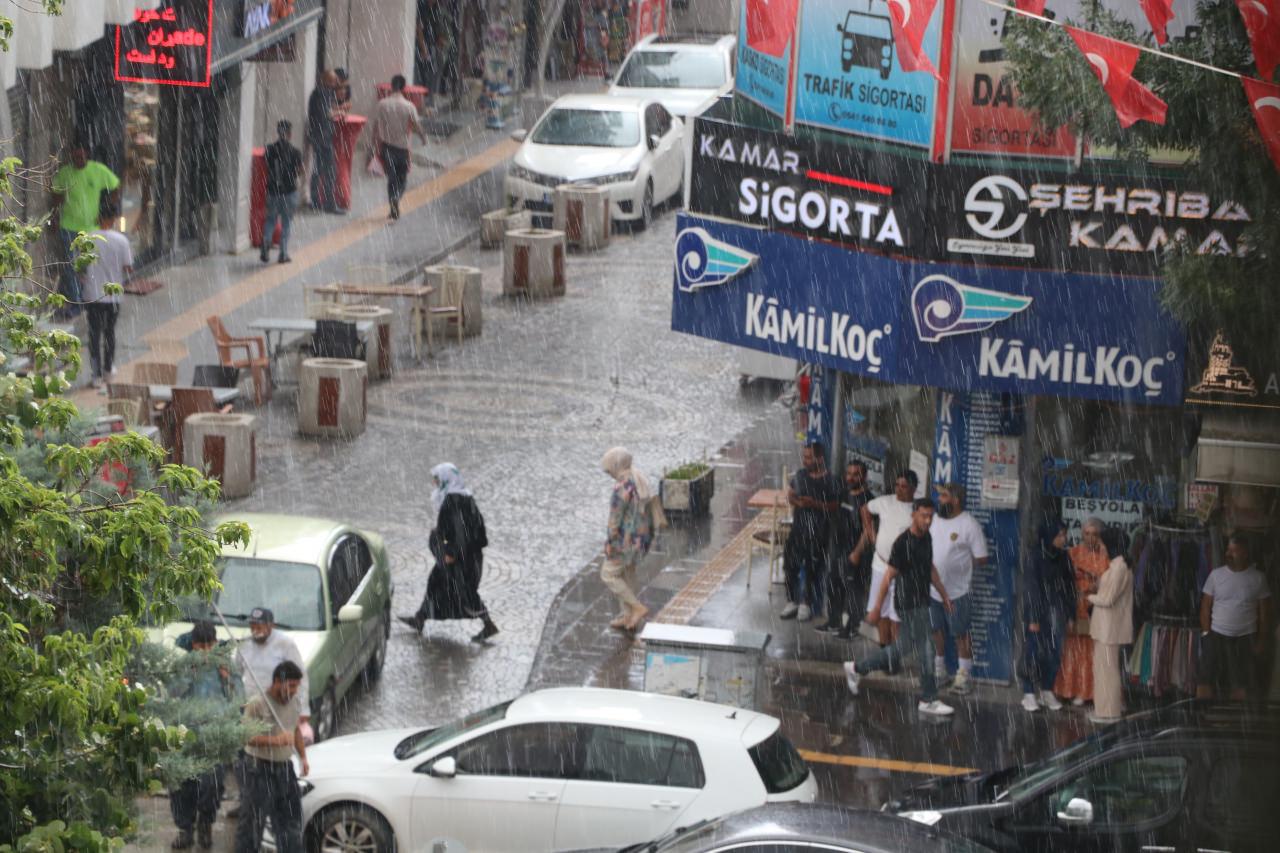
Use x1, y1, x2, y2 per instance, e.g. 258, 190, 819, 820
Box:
114, 1, 215, 88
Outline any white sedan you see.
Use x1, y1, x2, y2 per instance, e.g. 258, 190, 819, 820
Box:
504, 95, 684, 229
294, 687, 817, 852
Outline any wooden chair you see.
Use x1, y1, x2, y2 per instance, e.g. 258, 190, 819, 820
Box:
428, 270, 465, 349
107, 397, 148, 428
205, 315, 272, 406
746, 468, 790, 591
108, 381, 167, 427
131, 362, 178, 385
169, 387, 233, 465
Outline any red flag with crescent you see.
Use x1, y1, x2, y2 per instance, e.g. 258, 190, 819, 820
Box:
1244, 76, 1280, 169
1066, 26, 1168, 128
1236, 0, 1280, 80
887, 0, 940, 80
1140, 0, 1175, 45
744, 0, 801, 59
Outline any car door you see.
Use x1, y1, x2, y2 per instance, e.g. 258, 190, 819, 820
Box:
325, 536, 363, 690
1004, 752, 1192, 853
553, 724, 704, 851
342, 535, 380, 670
410, 723, 579, 853
644, 104, 681, 200
1191, 746, 1280, 853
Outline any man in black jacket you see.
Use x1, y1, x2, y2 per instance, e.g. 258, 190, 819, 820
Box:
261, 121, 303, 264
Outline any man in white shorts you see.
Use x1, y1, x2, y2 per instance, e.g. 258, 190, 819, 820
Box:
859, 470, 918, 646
930, 483, 989, 692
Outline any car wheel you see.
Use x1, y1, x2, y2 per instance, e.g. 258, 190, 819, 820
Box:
362, 618, 388, 684
312, 686, 337, 743
311, 804, 394, 853
638, 180, 654, 231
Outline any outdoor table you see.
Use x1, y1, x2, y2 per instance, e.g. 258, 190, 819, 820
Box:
310, 283, 435, 359
148, 385, 240, 406
247, 317, 374, 371
746, 488, 787, 510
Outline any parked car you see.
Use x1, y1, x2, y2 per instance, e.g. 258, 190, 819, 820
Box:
608, 34, 736, 117
293, 687, 817, 853
886, 700, 1280, 853
149, 513, 394, 742
578, 802, 994, 853
505, 94, 684, 229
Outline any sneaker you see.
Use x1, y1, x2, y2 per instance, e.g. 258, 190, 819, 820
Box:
842, 662, 860, 696
259, 253, 269, 264
815, 622, 842, 634
796, 604, 812, 622
1072, 697, 1086, 707
278, 255, 292, 264
779, 602, 799, 620
951, 671, 971, 693
918, 699, 955, 717
471, 622, 499, 643
397, 614, 425, 633
1040, 690, 1064, 711
1021, 692, 1041, 713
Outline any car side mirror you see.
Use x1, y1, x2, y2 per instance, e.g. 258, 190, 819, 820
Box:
337, 603, 363, 623
430, 756, 457, 778
510, 128, 528, 143
1056, 797, 1094, 827
648, 133, 661, 150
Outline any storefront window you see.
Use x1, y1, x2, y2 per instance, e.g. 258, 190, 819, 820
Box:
121, 84, 160, 260
840, 373, 936, 496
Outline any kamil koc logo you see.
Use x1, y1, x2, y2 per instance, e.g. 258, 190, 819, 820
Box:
911, 275, 1032, 342
675, 227, 758, 292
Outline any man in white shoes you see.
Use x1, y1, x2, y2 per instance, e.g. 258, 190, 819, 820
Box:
779, 443, 842, 623
930, 484, 989, 693
843, 498, 957, 717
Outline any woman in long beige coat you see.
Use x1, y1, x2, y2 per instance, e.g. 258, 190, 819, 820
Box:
1088, 527, 1134, 723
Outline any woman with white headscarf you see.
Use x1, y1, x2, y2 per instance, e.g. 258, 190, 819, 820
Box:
601, 447, 654, 631
399, 463, 499, 642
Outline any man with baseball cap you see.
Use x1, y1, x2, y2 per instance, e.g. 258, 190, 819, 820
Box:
229, 607, 308, 818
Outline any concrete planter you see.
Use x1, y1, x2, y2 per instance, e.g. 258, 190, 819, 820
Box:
298, 358, 368, 438
553, 183, 611, 251
182, 413, 258, 499
502, 228, 566, 298
480, 207, 534, 248
660, 465, 715, 516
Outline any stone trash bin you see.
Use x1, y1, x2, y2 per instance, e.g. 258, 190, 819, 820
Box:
553, 183, 611, 251
325, 304, 395, 379
182, 413, 258, 499
480, 207, 534, 248
298, 358, 368, 438
502, 228, 565, 298
422, 264, 483, 339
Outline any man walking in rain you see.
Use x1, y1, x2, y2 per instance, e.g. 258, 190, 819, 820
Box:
372, 74, 427, 220
50, 135, 120, 318
262, 120, 303, 263
930, 483, 989, 693
844, 498, 957, 717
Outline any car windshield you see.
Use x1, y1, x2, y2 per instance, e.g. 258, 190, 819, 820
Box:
531, 108, 640, 147
178, 558, 326, 631
747, 730, 810, 794
394, 700, 514, 760
616, 50, 726, 89
996, 728, 1122, 801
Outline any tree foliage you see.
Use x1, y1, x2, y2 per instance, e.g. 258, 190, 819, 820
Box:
0, 8, 248, 850
1003, 1, 1280, 365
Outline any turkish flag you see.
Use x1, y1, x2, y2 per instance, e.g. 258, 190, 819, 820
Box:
744, 0, 801, 59
1243, 76, 1280, 169
888, 0, 940, 80
1140, 0, 1175, 45
1236, 0, 1280, 80
1067, 26, 1168, 127
1014, 0, 1046, 14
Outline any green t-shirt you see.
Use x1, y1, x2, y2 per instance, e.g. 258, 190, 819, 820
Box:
52, 161, 120, 234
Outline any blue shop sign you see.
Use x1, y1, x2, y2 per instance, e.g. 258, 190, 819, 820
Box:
671, 213, 1186, 406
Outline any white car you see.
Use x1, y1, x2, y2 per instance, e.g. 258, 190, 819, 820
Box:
294, 687, 817, 852
608, 34, 736, 118
505, 94, 684, 229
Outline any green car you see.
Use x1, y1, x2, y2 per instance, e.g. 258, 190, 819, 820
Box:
150, 513, 395, 742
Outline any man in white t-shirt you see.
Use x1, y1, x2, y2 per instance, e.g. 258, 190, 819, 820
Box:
81, 200, 131, 390
858, 470, 918, 646
929, 483, 989, 693
1197, 533, 1272, 701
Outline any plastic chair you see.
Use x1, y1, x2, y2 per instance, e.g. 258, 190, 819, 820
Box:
169, 387, 234, 464
428, 270, 466, 347
192, 364, 241, 388
205, 316, 272, 406
132, 362, 178, 385
312, 319, 366, 361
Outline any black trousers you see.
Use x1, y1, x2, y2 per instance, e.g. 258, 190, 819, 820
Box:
170, 766, 224, 831
310, 142, 338, 210
85, 302, 119, 378
233, 756, 303, 853
784, 539, 828, 610
382, 144, 410, 210
825, 546, 870, 628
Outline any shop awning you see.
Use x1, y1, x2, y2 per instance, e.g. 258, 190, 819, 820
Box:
1195, 412, 1280, 488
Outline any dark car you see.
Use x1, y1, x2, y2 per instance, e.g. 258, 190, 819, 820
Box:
885, 701, 1280, 853
595, 802, 993, 853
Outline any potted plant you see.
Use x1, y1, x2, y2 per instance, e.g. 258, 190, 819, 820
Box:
660, 461, 715, 516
